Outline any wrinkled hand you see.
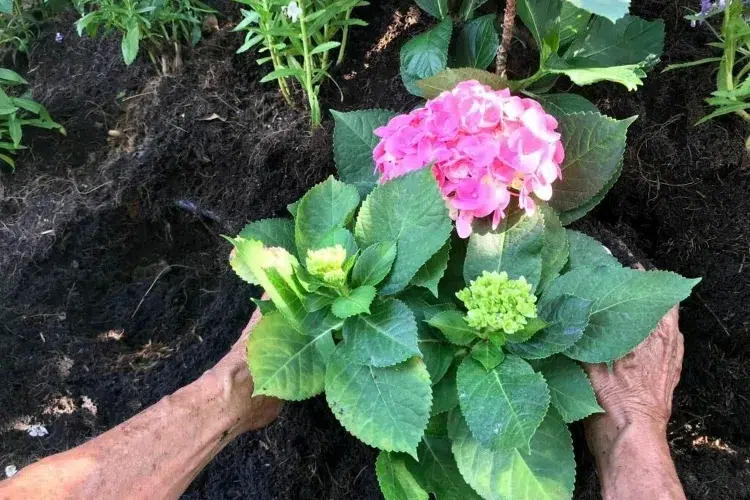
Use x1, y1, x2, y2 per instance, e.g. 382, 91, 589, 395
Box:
211, 294, 284, 433
583, 303, 683, 456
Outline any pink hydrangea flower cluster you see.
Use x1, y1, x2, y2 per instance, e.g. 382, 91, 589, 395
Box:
373, 80, 564, 238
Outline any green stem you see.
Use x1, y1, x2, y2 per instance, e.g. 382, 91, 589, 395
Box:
509, 68, 546, 91
298, 0, 321, 127
722, 0, 750, 123
336, 8, 352, 66
321, 23, 330, 70
261, 0, 294, 107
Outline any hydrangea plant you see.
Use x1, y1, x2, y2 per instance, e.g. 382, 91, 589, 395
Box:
230, 78, 699, 499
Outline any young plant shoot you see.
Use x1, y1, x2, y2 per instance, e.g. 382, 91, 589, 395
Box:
230, 75, 700, 498
233, 0, 368, 128
0, 68, 65, 172
74, 0, 214, 72
665, 0, 750, 150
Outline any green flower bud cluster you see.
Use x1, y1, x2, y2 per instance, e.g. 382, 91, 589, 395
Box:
306, 245, 347, 287
456, 271, 538, 335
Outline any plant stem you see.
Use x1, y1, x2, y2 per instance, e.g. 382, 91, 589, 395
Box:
496, 0, 516, 77
262, 0, 294, 107
722, 0, 750, 123
322, 23, 330, 69
298, 0, 321, 127
336, 8, 352, 66
509, 68, 545, 91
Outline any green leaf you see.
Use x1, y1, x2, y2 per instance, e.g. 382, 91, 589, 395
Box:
411, 240, 451, 297
547, 57, 647, 90
325, 348, 432, 457
457, 355, 550, 451
566, 0, 629, 23
504, 316, 549, 343
464, 211, 545, 290
239, 218, 297, 258
310, 41, 342, 55
417, 67, 508, 99
564, 15, 664, 69
456, 14, 499, 70
228, 238, 305, 324
122, 19, 140, 65
260, 67, 305, 83
331, 109, 396, 196
376, 452, 429, 500
662, 57, 723, 72
531, 355, 603, 423
355, 168, 452, 295
11, 98, 42, 115
304, 292, 336, 312
559, 1, 591, 46
420, 328, 456, 386
431, 365, 459, 415
506, 293, 593, 359
565, 230, 620, 271
0, 69, 26, 85
0, 152, 15, 170
416, 0, 448, 19
458, 0, 490, 21
0, 89, 17, 115
401, 18, 453, 96
76, 12, 97, 37
351, 241, 397, 288
247, 310, 341, 400
407, 436, 483, 500
558, 161, 622, 225
426, 310, 477, 346
471, 340, 505, 370
251, 298, 277, 315
332, 285, 376, 319
340, 298, 421, 367
8, 114, 21, 147
538, 204, 568, 291
517, 0, 562, 49
540, 266, 700, 362
450, 407, 575, 500
550, 112, 635, 213
295, 176, 360, 258
402, 291, 458, 385
537, 93, 598, 119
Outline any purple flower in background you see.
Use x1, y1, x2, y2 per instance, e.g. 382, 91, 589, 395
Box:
55, 32, 63, 43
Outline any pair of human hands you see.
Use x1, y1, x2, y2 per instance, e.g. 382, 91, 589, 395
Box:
225, 289, 684, 463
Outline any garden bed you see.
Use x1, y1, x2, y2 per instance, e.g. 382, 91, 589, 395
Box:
1, 1, 749, 498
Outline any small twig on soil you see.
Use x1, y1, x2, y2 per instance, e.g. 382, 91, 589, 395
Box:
695, 292, 730, 337
496, 0, 517, 77
123, 91, 157, 102
132, 264, 193, 318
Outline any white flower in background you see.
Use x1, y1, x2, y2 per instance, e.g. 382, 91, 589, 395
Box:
28, 424, 48, 437
282, 1, 302, 22
5, 465, 18, 478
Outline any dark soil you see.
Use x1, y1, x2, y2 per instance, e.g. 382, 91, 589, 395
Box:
1, 1, 749, 499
